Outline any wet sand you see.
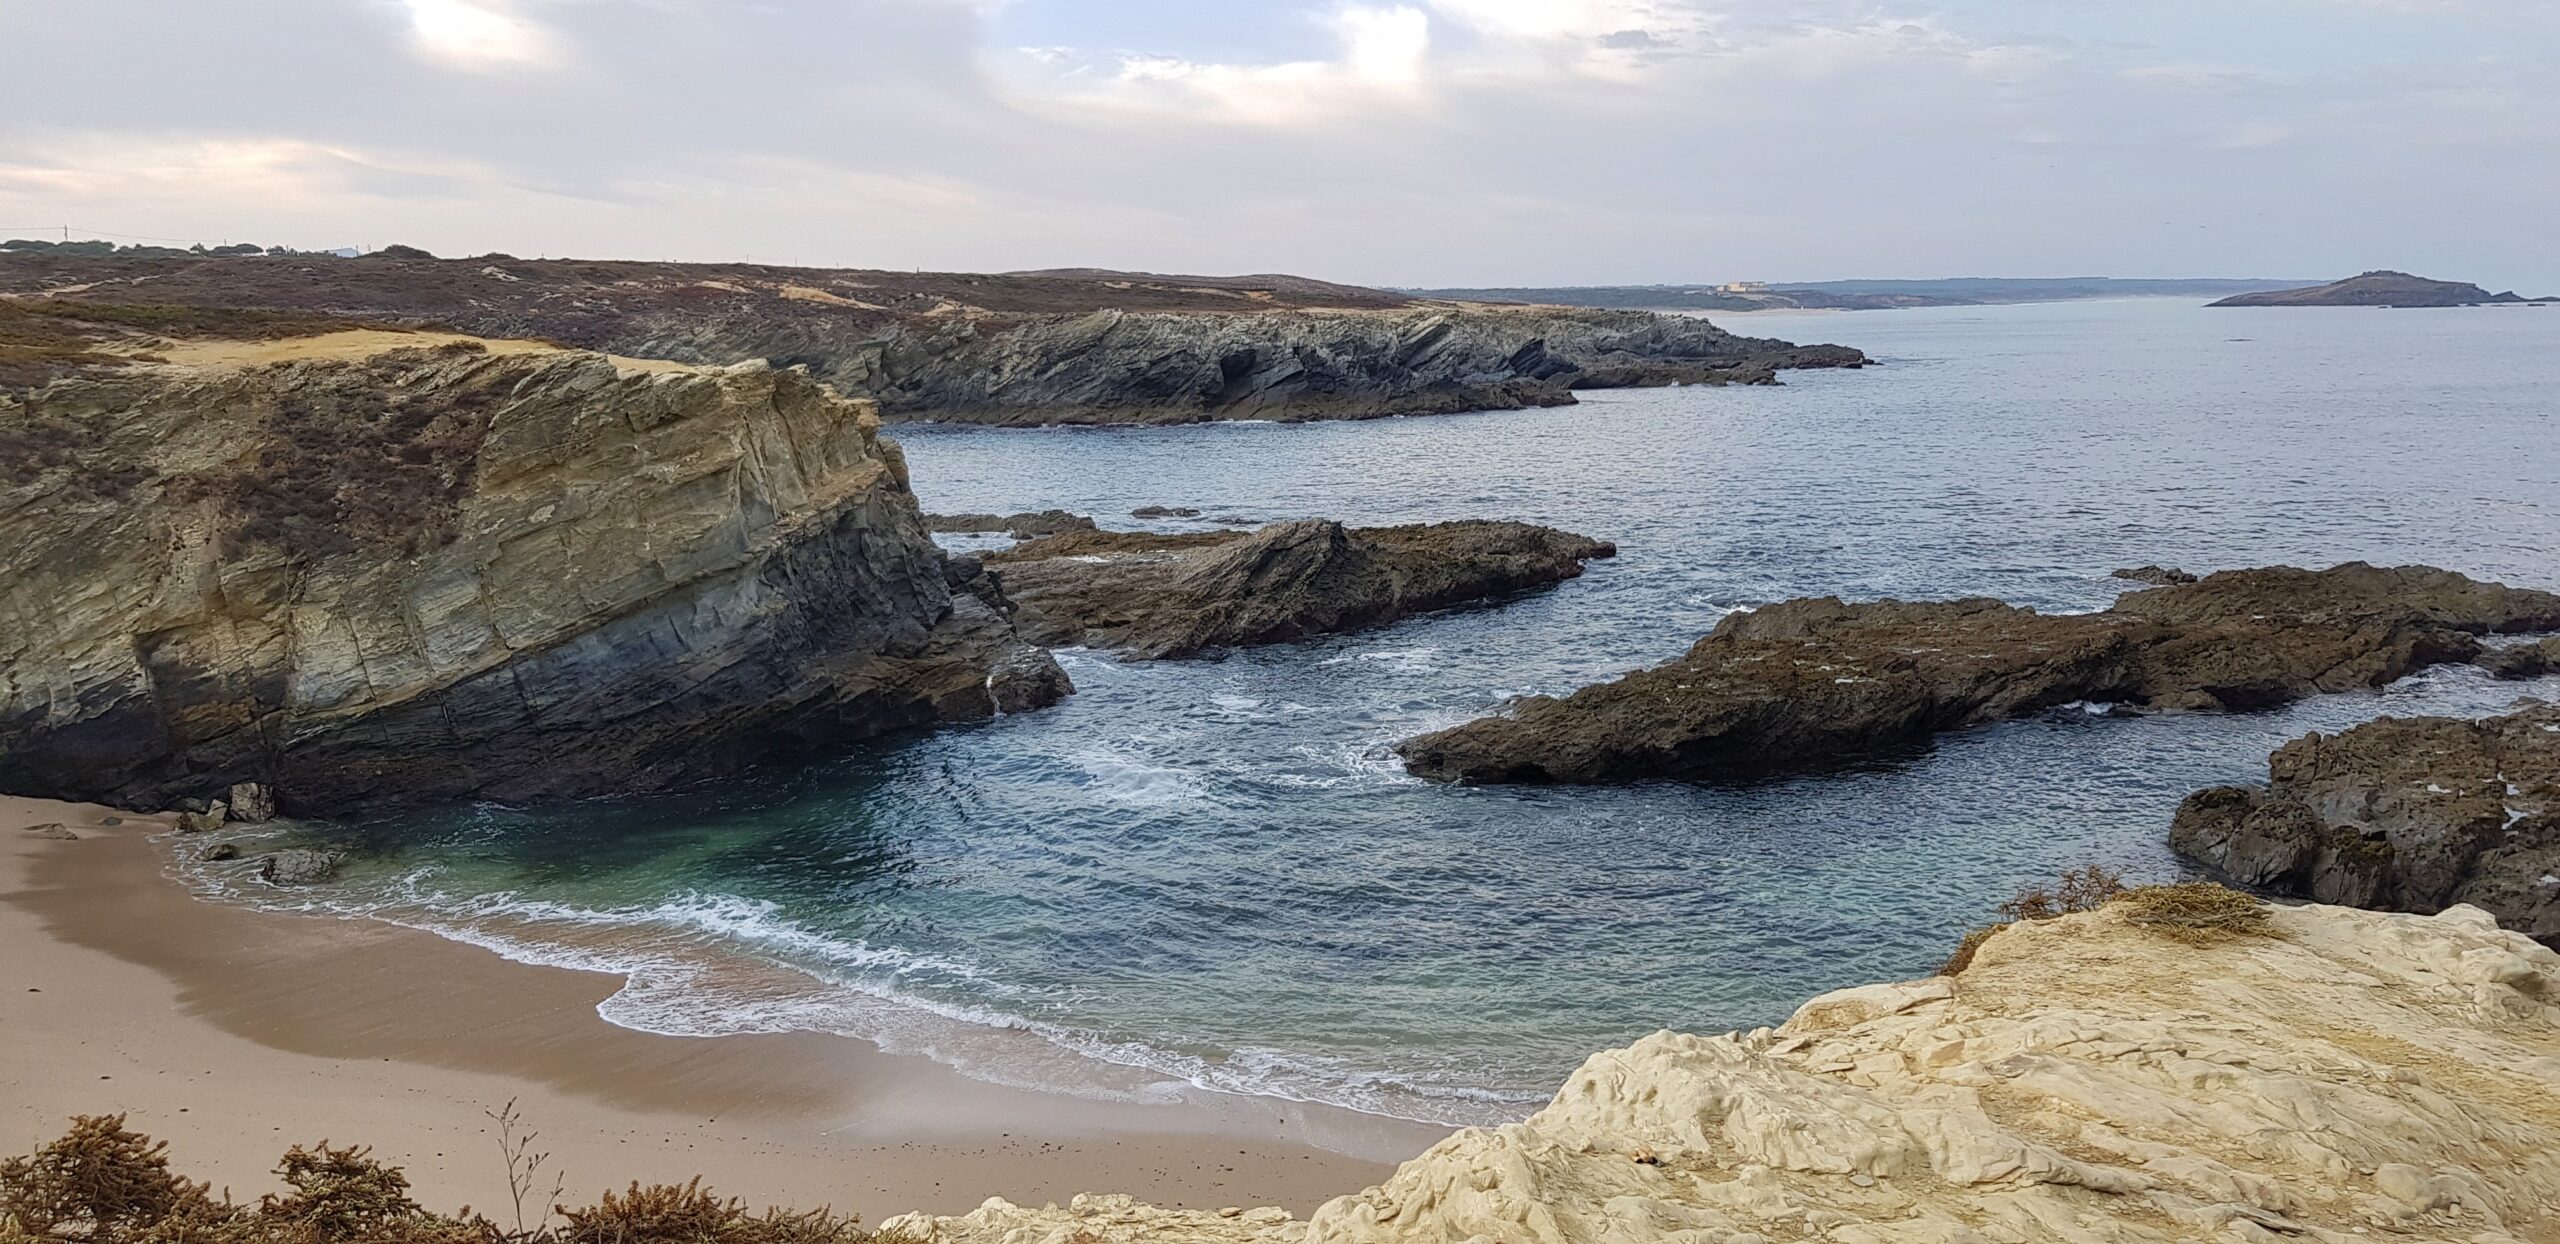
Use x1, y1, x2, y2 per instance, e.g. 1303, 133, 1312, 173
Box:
0, 796, 1442, 1222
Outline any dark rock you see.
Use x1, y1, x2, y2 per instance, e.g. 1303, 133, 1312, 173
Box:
990, 519, 1615, 660
1131, 506, 1202, 519
925, 510, 1098, 539
1209, 515, 1260, 527
2112, 565, 2198, 586
2169, 702, 2560, 946
257, 848, 342, 886
227, 782, 275, 824
203, 843, 241, 862
100, 816, 121, 827
1399, 563, 2560, 785
24, 824, 78, 840
2478, 637, 2560, 680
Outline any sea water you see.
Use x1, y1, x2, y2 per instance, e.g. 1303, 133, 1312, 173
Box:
182, 298, 2560, 1128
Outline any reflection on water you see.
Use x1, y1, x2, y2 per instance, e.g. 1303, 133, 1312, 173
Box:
183, 299, 2560, 1127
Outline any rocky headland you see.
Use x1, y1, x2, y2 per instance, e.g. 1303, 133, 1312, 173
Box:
889, 895, 2560, 1243
985, 519, 1615, 659
0, 309, 1066, 814
2210, 270, 2557, 308
1400, 563, 2560, 784
0, 254, 1866, 426
2172, 701, 2559, 946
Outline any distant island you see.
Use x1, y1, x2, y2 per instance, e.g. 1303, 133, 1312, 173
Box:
1402, 276, 2318, 313
2209, 270, 2558, 308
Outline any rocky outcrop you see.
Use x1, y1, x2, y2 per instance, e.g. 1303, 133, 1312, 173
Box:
2480, 636, 2560, 680
4, 257, 1869, 426
923, 509, 1097, 539
887, 898, 2560, 1244
2172, 702, 2560, 945
985, 519, 1614, 659
1401, 563, 2560, 784
2112, 564, 2197, 586
0, 332, 1068, 814
2210, 270, 2556, 308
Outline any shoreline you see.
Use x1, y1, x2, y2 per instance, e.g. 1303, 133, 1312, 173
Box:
0, 796, 1438, 1220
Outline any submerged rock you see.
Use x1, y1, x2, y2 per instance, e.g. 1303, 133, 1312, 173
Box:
988, 519, 1615, 660
1400, 563, 2560, 784
886, 899, 2560, 1244
2111, 564, 2197, 586
0, 335, 1067, 814
2171, 701, 2560, 945
256, 849, 341, 886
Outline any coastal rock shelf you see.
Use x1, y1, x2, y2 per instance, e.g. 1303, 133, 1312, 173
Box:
889, 898, 2560, 1243
2173, 701, 2560, 945
986, 519, 1615, 660
1399, 563, 2560, 785
0, 327, 1066, 813
0, 255, 1867, 426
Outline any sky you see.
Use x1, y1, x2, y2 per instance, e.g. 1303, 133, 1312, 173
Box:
0, 0, 2554, 289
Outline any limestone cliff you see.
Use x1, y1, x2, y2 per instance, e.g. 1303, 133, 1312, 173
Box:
886, 899, 2560, 1244
0, 330, 1067, 813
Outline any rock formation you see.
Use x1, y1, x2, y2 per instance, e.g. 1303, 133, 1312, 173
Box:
1400, 563, 2560, 784
2111, 564, 2197, 586
1, 256, 1868, 426
0, 323, 1067, 814
923, 509, 1097, 539
2209, 270, 2557, 308
985, 520, 1614, 660
886, 897, 2560, 1244
2479, 637, 2560, 680
2172, 701, 2559, 946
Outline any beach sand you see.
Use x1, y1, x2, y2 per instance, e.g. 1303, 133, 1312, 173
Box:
0, 796, 1440, 1223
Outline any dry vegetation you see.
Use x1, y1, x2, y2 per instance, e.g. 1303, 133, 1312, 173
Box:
1938, 867, 2270, 974
0, 1114, 915, 1244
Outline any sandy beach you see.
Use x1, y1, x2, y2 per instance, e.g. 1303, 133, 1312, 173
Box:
0, 795, 1438, 1223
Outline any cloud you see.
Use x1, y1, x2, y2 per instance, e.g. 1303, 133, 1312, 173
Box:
1008, 5, 1430, 126
404, 0, 558, 70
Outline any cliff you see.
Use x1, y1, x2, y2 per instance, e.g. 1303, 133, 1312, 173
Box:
0, 256, 1867, 426
2209, 271, 2555, 308
0, 323, 1067, 814
1400, 564, 2560, 785
887, 896, 2560, 1244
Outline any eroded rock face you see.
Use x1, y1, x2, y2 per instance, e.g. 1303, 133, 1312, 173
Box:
886, 901, 2560, 1244
2172, 702, 2560, 944
1400, 563, 2560, 784
0, 337, 1067, 813
987, 519, 1615, 660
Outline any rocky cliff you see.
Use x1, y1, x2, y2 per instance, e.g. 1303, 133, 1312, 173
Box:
887, 896, 2560, 1243
1401, 563, 2560, 785
1, 256, 1867, 426
0, 326, 1067, 813
2173, 701, 2559, 945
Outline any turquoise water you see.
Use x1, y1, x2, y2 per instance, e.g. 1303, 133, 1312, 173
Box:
186, 299, 2560, 1127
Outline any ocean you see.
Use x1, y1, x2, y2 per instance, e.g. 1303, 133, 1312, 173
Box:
179, 297, 2560, 1129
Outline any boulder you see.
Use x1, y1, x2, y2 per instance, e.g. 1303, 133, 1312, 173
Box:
1401, 563, 2560, 784
202, 843, 241, 862
990, 519, 1615, 660
2479, 636, 2560, 680
173, 804, 229, 834
226, 782, 275, 824
2170, 701, 2560, 945
257, 849, 342, 886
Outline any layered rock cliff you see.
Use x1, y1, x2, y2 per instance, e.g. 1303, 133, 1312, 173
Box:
2, 257, 1868, 426
1401, 563, 2560, 785
2173, 701, 2559, 945
888, 897, 2560, 1243
0, 329, 1066, 813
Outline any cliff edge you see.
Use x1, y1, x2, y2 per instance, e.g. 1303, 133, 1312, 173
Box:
888, 897, 2560, 1243
0, 322, 1067, 813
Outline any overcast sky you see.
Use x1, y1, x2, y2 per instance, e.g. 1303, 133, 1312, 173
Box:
1, 0, 2553, 288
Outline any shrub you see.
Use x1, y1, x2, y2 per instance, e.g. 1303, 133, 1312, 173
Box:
1940, 865, 2127, 975
0, 1115, 216, 1244
1939, 869, 2269, 975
